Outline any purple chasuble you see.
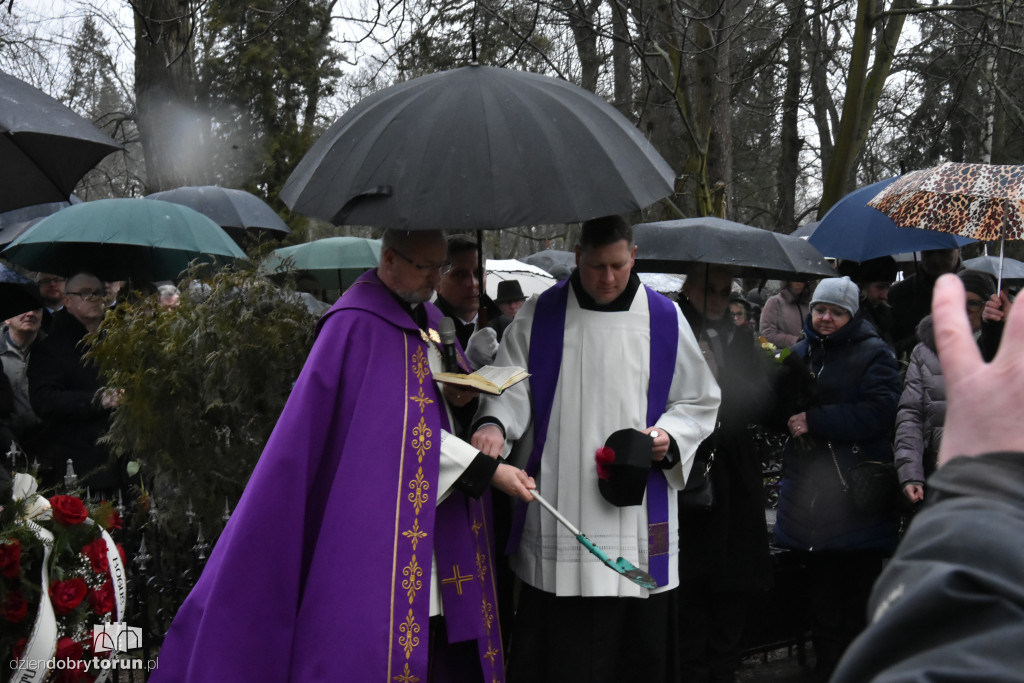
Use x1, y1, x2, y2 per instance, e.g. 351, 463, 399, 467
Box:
150, 269, 503, 683
507, 280, 678, 586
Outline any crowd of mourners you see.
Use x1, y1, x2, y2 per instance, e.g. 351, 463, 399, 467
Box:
1, 240, 1014, 682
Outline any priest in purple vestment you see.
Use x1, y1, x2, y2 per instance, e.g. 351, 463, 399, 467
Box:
150, 229, 535, 683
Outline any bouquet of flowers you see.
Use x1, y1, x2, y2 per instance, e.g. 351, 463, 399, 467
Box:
1, 474, 126, 682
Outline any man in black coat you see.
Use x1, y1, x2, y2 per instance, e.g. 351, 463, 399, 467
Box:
28, 272, 123, 495
433, 235, 500, 348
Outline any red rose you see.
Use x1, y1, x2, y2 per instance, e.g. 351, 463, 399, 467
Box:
595, 446, 616, 480
50, 495, 89, 525
49, 577, 88, 614
53, 637, 91, 682
81, 538, 109, 574
0, 540, 21, 578
2, 591, 28, 622
88, 580, 115, 616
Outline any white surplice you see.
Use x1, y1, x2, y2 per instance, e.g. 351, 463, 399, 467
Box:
476, 284, 721, 598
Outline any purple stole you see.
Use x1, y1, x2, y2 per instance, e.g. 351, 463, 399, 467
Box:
384, 298, 504, 682
507, 279, 678, 587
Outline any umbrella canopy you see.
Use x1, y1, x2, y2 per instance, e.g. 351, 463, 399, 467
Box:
963, 255, 1024, 283
868, 162, 1024, 241
0, 70, 121, 212
280, 65, 675, 231
485, 259, 556, 299
146, 186, 290, 243
0, 195, 82, 247
0, 263, 43, 320
520, 249, 576, 279
2, 198, 247, 282
262, 236, 381, 290
633, 217, 837, 280
808, 178, 975, 261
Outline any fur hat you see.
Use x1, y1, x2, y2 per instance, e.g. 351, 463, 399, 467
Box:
810, 276, 860, 316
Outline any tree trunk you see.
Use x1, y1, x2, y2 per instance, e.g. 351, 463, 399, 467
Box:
133, 0, 201, 192
610, 0, 633, 118
777, 0, 804, 232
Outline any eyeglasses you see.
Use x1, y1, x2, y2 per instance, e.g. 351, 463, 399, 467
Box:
391, 247, 452, 275
966, 299, 985, 312
37, 277, 65, 286
66, 289, 108, 302
811, 305, 850, 319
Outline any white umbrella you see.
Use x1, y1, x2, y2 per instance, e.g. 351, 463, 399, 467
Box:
485, 259, 556, 299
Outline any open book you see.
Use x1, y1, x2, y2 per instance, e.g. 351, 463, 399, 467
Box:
435, 365, 530, 395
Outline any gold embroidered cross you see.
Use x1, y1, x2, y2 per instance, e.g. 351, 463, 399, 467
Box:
483, 643, 499, 665
402, 518, 428, 551
471, 519, 483, 538
440, 564, 473, 595
393, 662, 420, 683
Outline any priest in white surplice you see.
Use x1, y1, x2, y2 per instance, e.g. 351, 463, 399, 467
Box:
472, 215, 721, 683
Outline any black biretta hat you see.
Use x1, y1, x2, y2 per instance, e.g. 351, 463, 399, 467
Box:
596, 428, 652, 507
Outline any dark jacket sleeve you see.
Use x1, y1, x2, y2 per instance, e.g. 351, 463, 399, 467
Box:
831, 452, 1024, 683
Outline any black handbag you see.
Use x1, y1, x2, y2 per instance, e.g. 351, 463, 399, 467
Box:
829, 442, 900, 515
679, 447, 714, 510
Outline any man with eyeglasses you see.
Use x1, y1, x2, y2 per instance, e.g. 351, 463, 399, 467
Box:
27, 272, 122, 495
435, 234, 502, 349
34, 272, 66, 332
151, 229, 535, 683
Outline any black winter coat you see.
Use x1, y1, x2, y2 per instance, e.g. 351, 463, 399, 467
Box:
27, 309, 121, 493
774, 313, 901, 553
677, 299, 773, 591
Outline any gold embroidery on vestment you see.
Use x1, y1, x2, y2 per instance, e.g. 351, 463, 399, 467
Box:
393, 662, 420, 683
649, 521, 670, 556
409, 387, 433, 413
408, 468, 429, 515
476, 550, 488, 582
481, 597, 494, 634
412, 417, 431, 461
440, 564, 474, 595
402, 518, 427, 551
402, 555, 422, 604
399, 608, 420, 658
412, 347, 429, 383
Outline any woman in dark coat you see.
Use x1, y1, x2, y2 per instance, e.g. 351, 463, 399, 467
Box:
677, 265, 774, 683
773, 276, 901, 682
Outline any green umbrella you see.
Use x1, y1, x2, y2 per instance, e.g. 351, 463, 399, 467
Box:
262, 236, 381, 290
2, 198, 247, 282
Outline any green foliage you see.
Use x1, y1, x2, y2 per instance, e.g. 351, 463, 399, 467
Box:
86, 265, 316, 537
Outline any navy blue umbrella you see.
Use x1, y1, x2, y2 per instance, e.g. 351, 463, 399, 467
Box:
808, 177, 975, 261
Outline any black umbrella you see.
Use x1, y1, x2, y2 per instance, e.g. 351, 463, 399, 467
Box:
0, 263, 43, 320
520, 249, 576, 279
633, 217, 837, 280
280, 65, 675, 231
0, 195, 83, 248
146, 185, 291, 244
0, 70, 121, 212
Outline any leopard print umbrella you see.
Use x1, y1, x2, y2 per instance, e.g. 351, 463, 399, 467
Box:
867, 162, 1024, 242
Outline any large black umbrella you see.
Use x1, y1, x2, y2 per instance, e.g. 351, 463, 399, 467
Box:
0, 263, 43, 320
633, 217, 837, 280
0, 70, 121, 212
280, 65, 675, 231
520, 249, 576, 279
146, 185, 291, 244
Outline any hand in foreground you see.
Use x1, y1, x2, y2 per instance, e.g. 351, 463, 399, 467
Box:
787, 412, 809, 438
934, 274, 1024, 466
491, 463, 535, 501
982, 290, 1013, 323
644, 426, 670, 461
442, 383, 478, 407
903, 483, 924, 503
472, 424, 504, 457
465, 327, 499, 369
